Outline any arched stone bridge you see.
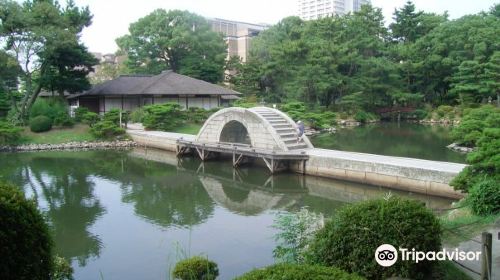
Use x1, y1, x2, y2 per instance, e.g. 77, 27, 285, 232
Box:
195, 107, 314, 151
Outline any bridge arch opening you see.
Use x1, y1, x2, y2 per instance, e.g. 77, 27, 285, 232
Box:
219, 120, 251, 145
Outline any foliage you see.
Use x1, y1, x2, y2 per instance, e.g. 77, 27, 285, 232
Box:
353, 111, 377, 124
30, 99, 69, 122
51, 256, 73, 280
0, 121, 22, 145
74, 107, 90, 122
53, 112, 74, 127
0, 50, 21, 117
184, 107, 218, 124
30, 116, 53, 133
451, 105, 499, 147
0, 0, 96, 122
272, 208, 324, 263
306, 197, 442, 280
103, 109, 128, 126
116, 10, 227, 83
451, 127, 500, 192
82, 112, 100, 127
89, 121, 125, 139
142, 103, 184, 131
467, 179, 500, 216
234, 263, 364, 280
0, 181, 53, 280
280, 102, 336, 129
172, 256, 219, 280
129, 107, 144, 123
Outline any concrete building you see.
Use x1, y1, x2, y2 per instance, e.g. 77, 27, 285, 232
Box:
298, 0, 371, 20
208, 18, 268, 62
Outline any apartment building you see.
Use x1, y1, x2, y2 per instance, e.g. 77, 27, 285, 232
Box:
298, 0, 371, 20
208, 18, 269, 62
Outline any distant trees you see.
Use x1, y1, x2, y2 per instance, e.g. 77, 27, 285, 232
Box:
116, 10, 227, 83
229, 2, 499, 112
0, 0, 97, 123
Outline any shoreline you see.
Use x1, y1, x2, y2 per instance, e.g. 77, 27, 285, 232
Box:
0, 140, 137, 152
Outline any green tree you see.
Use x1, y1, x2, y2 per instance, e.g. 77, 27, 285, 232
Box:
0, 0, 96, 122
483, 51, 500, 106
449, 60, 490, 104
116, 9, 227, 83
0, 50, 21, 117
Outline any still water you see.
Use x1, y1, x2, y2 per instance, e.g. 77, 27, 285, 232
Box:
312, 122, 466, 163
0, 143, 456, 279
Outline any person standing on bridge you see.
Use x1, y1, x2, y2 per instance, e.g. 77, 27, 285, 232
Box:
296, 120, 305, 143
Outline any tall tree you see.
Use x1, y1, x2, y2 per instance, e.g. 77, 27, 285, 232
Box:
0, 0, 96, 122
116, 9, 227, 83
0, 50, 20, 117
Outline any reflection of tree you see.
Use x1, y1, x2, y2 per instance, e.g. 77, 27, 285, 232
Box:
1, 153, 105, 266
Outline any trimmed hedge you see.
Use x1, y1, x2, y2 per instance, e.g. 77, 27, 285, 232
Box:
0, 181, 53, 280
235, 263, 364, 280
172, 256, 219, 280
307, 197, 442, 280
30, 115, 53, 133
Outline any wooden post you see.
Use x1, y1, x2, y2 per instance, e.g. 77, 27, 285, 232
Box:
481, 232, 492, 280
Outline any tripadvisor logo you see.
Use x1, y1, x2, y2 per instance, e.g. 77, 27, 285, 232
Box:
375, 244, 481, 267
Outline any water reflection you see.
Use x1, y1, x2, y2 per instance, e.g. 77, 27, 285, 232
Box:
312, 122, 466, 163
0, 152, 104, 266
0, 148, 455, 279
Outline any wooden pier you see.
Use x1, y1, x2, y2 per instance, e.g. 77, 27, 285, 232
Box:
176, 139, 309, 174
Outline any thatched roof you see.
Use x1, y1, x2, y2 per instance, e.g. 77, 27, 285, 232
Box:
68, 71, 241, 98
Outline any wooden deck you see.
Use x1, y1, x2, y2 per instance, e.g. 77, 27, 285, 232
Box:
176, 139, 309, 174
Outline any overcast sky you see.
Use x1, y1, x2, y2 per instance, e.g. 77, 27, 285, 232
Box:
71, 0, 498, 54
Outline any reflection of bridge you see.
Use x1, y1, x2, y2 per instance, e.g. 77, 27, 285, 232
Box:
176, 107, 313, 173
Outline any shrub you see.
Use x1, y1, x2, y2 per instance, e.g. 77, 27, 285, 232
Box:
354, 110, 369, 123
0, 181, 53, 279
451, 105, 499, 147
51, 256, 73, 280
130, 107, 144, 123
30, 115, 53, 133
435, 105, 454, 118
143, 103, 184, 131
184, 107, 217, 124
30, 98, 68, 121
0, 121, 22, 145
273, 208, 324, 263
413, 109, 428, 120
90, 121, 125, 139
467, 180, 500, 216
104, 109, 128, 126
172, 256, 219, 280
82, 112, 100, 127
74, 107, 90, 122
235, 263, 364, 280
307, 197, 442, 280
451, 128, 500, 192
53, 112, 74, 127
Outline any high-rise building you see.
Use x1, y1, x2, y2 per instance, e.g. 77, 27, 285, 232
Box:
208, 18, 269, 62
297, 0, 370, 21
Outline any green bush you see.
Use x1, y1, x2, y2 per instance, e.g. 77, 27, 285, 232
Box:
307, 197, 442, 280
104, 109, 128, 126
0, 181, 53, 280
0, 121, 22, 145
90, 121, 125, 139
354, 110, 369, 123
451, 128, 500, 192
451, 105, 499, 147
53, 112, 74, 127
30, 115, 53, 133
435, 105, 454, 118
235, 263, 364, 280
82, 112, 100, 127
74, 107, 90, 122
467, 179, 500, 216
30, 98, 68, 121
184, 107, 218, 124
172, 256, 219, 280
129, 107, 144, 123
143, 103, 184, 131
413, 109, 428, 120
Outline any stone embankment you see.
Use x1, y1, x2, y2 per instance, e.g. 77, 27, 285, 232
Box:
0, 140, 136, 152
446, 143, 474, 153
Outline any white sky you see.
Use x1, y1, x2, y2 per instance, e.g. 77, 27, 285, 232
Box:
71, 0, 498, 54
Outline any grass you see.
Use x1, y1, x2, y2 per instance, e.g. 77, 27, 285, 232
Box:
434, 261, 473, 280
20, 124, 96, 144
171, 123, 203, 135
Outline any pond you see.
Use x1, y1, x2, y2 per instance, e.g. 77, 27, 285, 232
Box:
311, 122, 466, 163
0, 146, 456, 280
